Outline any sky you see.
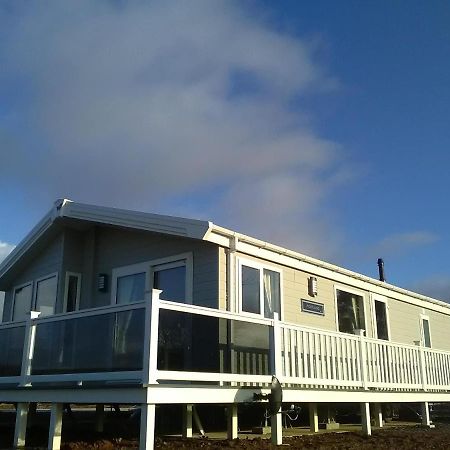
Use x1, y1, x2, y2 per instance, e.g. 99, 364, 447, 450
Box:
0, 0, 450, 301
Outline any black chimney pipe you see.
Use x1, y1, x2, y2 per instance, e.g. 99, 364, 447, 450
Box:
377, 258, 386, 282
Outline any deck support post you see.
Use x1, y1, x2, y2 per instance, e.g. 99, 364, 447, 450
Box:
373, 403, 383, 428
13, 402, 29, 448
309, 403, 319, 433
182, 404, 193, 438
95, 404, 105, 433
271, 412, 283, 445
421, 402, 434, 428
227, 404, 238, 440
270, 312, 283, 446
140, 404, 156, 450
48, 403, 63, 450
193, 406, 205, 436
360, 402, 371, 436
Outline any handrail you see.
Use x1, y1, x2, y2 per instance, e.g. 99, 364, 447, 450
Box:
158, 299, 273, 326
0, 320, 27, 330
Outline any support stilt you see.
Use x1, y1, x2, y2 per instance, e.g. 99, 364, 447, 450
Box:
361, 402, 371, 436
227, 404, 238, 440
271, 413, 282, 445
193, 406, 205, 437
140, 404, 156, 450
95, 404, 105, 433
309, 403, 319, 433
373, 403, 383, 428
48, 403, 63, 450
13, 402, 29, 448
182, 404, 193, 438
421, 402, 434, 428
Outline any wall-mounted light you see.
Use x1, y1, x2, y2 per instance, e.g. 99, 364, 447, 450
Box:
98, 273, 108, 292
308, 276, 318, 297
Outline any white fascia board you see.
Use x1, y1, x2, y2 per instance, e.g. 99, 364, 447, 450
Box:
59, 201, 212, 240
205, 225, 450, 316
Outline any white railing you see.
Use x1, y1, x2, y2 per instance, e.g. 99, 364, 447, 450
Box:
1, 289, 450, 393
152, 295, 450, 393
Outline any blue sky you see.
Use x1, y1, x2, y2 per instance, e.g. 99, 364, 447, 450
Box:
1, 0, 450, 300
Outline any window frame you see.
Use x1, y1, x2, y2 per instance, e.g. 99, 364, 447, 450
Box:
334, 284, 368, 335
63, 271, 82, 313
111, 253, 193, 305
420, 313, 432, 348
370, 293, 391, 341
11, 280, 34, 322
236, 257, 283, 320
33, 272, 59, 317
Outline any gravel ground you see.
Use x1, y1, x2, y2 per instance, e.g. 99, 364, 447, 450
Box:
1, 424, 450, 449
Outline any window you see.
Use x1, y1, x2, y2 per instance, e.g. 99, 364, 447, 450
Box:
371, 295, 390, 340
63, 272, 82, 312
111, 254, 192, 305
238, 259, 281, 319
421, 315, 432, 348
153, 261, 187, 302
12, 282, 33, 321
336, 288, 365, 334
116, 273, 146, 304
35, 274, 58, 317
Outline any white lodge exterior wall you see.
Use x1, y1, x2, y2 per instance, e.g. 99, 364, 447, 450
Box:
231, 249, 450, 351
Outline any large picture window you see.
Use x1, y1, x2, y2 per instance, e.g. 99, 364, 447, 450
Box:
336, 288, 365, 334
239, 259, 281, 319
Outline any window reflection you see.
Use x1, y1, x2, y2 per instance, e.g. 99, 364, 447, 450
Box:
154, 265, 186, 302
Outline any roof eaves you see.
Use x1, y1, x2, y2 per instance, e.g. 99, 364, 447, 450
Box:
59, 201, 211, 240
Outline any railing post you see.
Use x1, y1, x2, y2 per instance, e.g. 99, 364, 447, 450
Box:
142, 289, 162, 386
356, 329, 368, 390
270, 312, 283, 378
418, 344, 428, 392
20, 311, 41, 387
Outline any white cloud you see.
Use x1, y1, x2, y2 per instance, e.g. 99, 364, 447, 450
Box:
0, 0, 347, 259
369, 231, 438, 259
0, 241, 15, 263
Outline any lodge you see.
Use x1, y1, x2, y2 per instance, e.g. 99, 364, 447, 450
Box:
1, 199, 449, 449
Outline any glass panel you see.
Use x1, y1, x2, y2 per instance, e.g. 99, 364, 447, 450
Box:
0, 326, 25, 376
32, 308, 145, 374
66, 275, 79, 312
241, 266, 260, 314
336, 289, 365, 334
116, 273, 145, 304
423, 319, 431, 348
157, 309, 270, 375
374, 300, 389, 340
154, 265, 186, 302
263, 269, 280, 319
13, 284, 33, 321
35, 276, 57, 317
